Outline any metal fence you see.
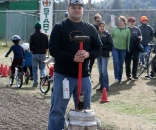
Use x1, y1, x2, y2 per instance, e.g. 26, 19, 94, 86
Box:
1, 9, 156, 44
54, 9, 156, 32
0, 10, 39, 44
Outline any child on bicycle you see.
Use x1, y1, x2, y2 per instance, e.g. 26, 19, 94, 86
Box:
21, 43, 33, 80
44, 56, 54, 81
5, 35, 25, 77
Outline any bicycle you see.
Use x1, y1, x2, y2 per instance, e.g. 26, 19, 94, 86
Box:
8, 56, 23, 88
40, 63, 54, 94
23, 66, 33, 84
137, 43, 156, 78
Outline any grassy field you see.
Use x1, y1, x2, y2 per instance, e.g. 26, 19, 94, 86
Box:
0, 41, 156, 130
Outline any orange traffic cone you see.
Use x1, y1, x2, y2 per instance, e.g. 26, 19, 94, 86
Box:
7, 66, 11, 76
1, 66, 8, 77
0, 64, 3, 74
99, 88, 109, 103
5, 65, 8, 72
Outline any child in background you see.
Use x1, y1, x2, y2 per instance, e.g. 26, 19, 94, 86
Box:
44, 56, 54, 81
5, 35, 25, 77
21, 43, 33, 80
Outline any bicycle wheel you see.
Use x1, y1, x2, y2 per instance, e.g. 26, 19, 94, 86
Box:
138, 53, 146, 67
9, 76, 14, 86
147, 58, 156, 79
40, 77, 50, 93
137, 53, 149, 77
25, 72, 30, 84
16, 72, 23, 88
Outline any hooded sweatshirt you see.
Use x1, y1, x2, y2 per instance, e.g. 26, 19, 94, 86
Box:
23, 51, 32, 66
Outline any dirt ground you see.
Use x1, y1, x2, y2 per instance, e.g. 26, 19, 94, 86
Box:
0, 80, 50, 130
0, 46, 156, 130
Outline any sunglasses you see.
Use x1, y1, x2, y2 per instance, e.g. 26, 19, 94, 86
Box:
69, 0, 84, 6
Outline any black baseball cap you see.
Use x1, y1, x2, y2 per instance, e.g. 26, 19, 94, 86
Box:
69, 0, 84, 6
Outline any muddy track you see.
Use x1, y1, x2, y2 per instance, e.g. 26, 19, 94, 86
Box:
0, 84, 50, 130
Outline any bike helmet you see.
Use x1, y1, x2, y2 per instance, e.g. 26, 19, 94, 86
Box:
12, 35, 21, 44
64, 12, 68, 18
22, 43, 29, 50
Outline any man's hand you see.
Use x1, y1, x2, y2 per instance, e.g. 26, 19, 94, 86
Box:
74, 50, 89, 62
74, 55, 84, 62
76, 50, 89, 59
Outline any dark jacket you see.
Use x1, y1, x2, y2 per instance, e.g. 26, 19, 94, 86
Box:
5, 44, 25, 59
94, 24, 99, 31
100, 30, 113, 57
49, 18, 102, 78
30, 30, 48, 54
128, 26, 142, 50
138, 24, 154, 46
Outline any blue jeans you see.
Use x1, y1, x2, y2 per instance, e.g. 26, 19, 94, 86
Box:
139, 45, 150, 65
48, 72, 92, 130
97, 56, 109, 90
112, 48, 126, 80
32, 54, 46, 85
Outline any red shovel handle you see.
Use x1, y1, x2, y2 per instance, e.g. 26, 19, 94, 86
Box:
78, 42, 83, 96
77, 42, 83, 109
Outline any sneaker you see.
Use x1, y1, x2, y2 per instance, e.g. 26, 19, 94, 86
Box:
145, 75, 150, 78
132, 76, 138, 79
96, 88, 103, 91
119, 79, 124, 82
101, 87, 109, 92
30, 77, 33, 80
48, 77, 53, 82
40, 76, 44, 80
150, 74, 155, 78
115, 79, 118, 83
32, 84, 37, 87
127, 77, 132, 80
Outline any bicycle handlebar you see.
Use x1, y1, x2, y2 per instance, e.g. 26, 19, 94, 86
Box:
7, 56, 13, 63
148, 43, 155, 46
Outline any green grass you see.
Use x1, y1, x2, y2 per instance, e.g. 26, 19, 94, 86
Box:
107, 102, 155, 115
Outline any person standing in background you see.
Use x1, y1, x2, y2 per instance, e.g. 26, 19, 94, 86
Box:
89, 13, 102, 82
30, 21, 48, 87
93, 13, 102, 31
125, 17, 142, 80
96, 21, 113, 92
112, 16, 131, 83
138, 16, 154, 65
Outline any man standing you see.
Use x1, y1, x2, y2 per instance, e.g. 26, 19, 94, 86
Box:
48, 0, 101, 129
89, 13, 102, 74
93, 13, 102, 31
30, 21, 48, 87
